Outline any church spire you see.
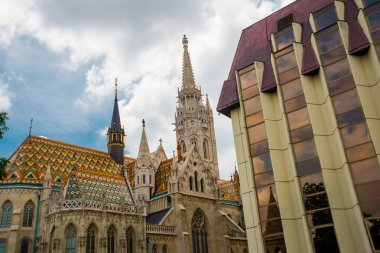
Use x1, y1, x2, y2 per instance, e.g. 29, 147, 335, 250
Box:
182, 35, 196, 89
137, 119, 151, 168
107, 77, 125, 165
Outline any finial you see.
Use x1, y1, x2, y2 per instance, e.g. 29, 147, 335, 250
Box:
28, 118, 33, 137
142, 119, 145, 127
182, 35, 188, 47
159, 138, 163, 145
115, 77, 118, 98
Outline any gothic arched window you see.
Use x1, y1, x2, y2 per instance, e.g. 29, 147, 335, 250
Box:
126, 227, 134, 253
1, 201, 12, 228
192, 210, 208, 253
189, 176, 193, 191
194, 172, 199, 192
86, 223, 97, 253
200, 179, 204, 193
243, 249, 248, 253
23, 201, 34, 227
152, 244, 158, 253
137, 176, 139, 185
203, 139, 209, 159
107, 225, 116, 253
0, 241, 5, 253
149, 175, 152, 184
163, 244, 168, 253
181, 140, 186, 153
65, 223, 77, 253
143, 175, 146, 184
20, 239, 29, 253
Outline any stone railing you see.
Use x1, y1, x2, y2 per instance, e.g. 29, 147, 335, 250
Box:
146, 224, 176, 235
48, 199, 144, 216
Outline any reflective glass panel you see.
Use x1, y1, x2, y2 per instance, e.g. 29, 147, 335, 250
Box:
246, 111, 264, 127
350, 157, 380, 184
242, 84, 259, 100
290, 124, 314, 143
311, 226, 340, 253
276, 51, 297, 73
255, 171, 275, 187
293, 139, 318, 162
300, 172, 324, 189
281, 78, 303, 101
356, 180, 380, 202
332, 89, 361, 114
364, 217, 380, 251
252, 152, 273, 174
257, 184, 277, 206
287, 107, 311, 130
361, 200, 380, 217
284, 95, 306, 113
307, 209, 333, 227
336, 107, 365, 128
320, 47, 346, 66
347, 142, 376, 163
279, 67, 299, 84
244, 96, 262, 116
276, 30, 295, 50
262, 219, 284, 235
340, 122, 371, 148
324, 58, 351, 83
318, 31, 342, 54
367, 10, 380, 32
248, 123, 267, 144
328, 75, 355, 96
304, 193, 329, 211
240, 69, 257, 90
250, 140, 269, 156
315, 9, 337, 31
296, 157, 321, 176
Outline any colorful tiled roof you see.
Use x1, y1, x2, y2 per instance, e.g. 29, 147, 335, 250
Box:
154, 158, 173, 196
3, 136, 133, 186
126, 160, 136, 188
218, 179, 240, 202
65, 169, 134, 204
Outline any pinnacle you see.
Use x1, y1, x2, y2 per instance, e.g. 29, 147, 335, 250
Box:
182, 35, 196, 89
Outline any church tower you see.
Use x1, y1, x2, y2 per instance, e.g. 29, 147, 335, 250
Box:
107, 78, 125, 165
134, 119, 155, 200
174, 35, 219, 178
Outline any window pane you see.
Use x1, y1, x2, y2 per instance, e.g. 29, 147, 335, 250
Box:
257, 185, 277, 206
284, 95, 306, 113
362, 200, 380, 217
240, 69, 257, 90
336, 107, 365, 128
351, 158, 380, 184
340, 122, 371, 148
315, 9, 337, 31
281, 78, 303, 101
324, 58, 351, 83
311, 226, 340, 253
287, 107, 311, 130
304, 193, 329, 211
290, 124, 314, 143
248, 123, 267, 144
293, 139, 318, 162
307, 209, 333, 227
320, 46, 346, 66
276, 51, 297, 73
244, 96, 262, 116
255, 171, 275, 187
347, 143, 376, 163
332, 89, 361, 114
276, 30, 295, 50
356, 180, 380, 202
242, 84, 259, 100
367, 10, 380, 32
328, 75, 356, 96
246, 111, 264, 127
300, 172, 324, 189
365, 217, 380, 251
262, 219, 284, 235
318, 31, 342, 54
296, 157, 321, 176
279, 67, 299, 84
252, 152, 273, 174
250, 140, 269, 156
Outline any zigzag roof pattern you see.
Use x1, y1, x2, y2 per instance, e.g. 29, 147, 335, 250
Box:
3, 135, 134, 185
218, 179, 240, 202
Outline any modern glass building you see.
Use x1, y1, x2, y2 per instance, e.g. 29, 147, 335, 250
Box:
217, 0, 380, 252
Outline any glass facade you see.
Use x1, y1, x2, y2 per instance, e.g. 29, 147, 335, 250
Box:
275, 33, 340, 253
316, 21, 380, 251
238, 65, 287, 252
366, 1, 380, 57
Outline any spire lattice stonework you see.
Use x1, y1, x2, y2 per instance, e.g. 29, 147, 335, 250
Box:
182, 35, 196, 89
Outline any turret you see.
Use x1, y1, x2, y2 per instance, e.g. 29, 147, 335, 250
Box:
134, 120, 155, 200
107, 78, 125, 165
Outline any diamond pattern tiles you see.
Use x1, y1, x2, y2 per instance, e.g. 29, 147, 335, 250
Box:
65, 170, 133, 204
218, 179, 241, 202
154, 158, 172, 196
3, 136, 133, 186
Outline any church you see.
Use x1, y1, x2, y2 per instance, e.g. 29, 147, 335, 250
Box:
0, 36, 247, 253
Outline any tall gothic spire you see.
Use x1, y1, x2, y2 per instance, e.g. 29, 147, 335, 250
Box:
137, 119, 151, 167
107, 78, 125, 165
182, 35, 196, 89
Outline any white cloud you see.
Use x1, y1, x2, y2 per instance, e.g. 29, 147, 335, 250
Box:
0, 0, 295, 179
0, 81, 11, 111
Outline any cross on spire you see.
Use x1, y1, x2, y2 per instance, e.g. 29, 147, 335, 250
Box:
28, 118, 33, 137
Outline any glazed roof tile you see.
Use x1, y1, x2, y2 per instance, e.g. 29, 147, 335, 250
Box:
218, 179, 240, 202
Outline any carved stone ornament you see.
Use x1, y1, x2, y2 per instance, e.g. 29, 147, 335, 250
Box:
100, 238, 107, 248
79, 236, 86, 247
53, 238, 60, 249
119, 239, 126, 248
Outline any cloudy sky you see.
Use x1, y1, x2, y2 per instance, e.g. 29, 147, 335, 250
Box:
0, 0, 294, 180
